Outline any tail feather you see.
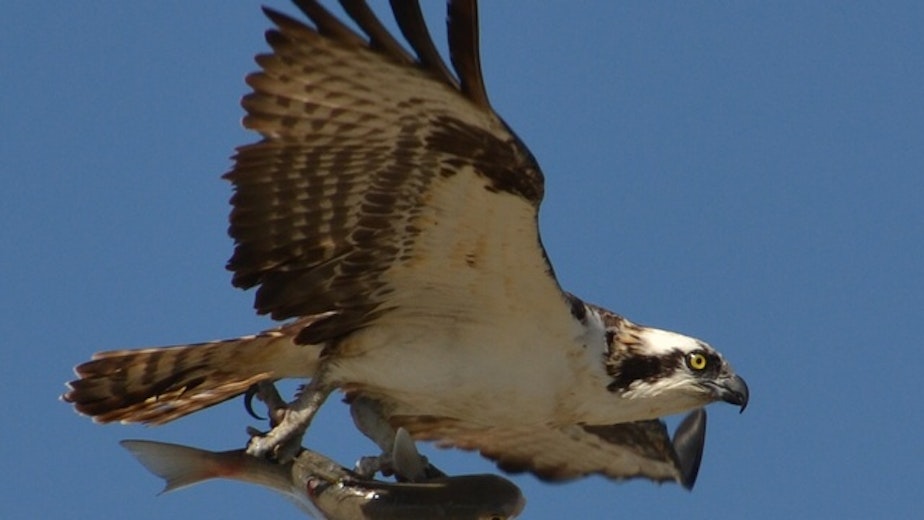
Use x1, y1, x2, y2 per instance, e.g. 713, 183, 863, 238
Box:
63, 319, 321, 425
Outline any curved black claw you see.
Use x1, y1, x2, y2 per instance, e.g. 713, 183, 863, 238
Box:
244, 384, 267, 421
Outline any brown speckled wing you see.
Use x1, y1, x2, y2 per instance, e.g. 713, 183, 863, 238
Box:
396, 409, 707, 488
224, 2, 549, 344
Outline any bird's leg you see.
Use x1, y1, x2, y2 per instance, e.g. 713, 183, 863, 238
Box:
391, 427, 446, 480
246, 377, 333, 461
350, 397, 446, 481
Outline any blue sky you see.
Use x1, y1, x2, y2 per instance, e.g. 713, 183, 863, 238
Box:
3, 2, 922, 518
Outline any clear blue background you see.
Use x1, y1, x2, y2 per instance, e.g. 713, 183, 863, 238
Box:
3, 2, 921, 518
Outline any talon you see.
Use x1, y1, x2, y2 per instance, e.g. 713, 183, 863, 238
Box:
243, 385, 266, 421
245, 427, 277, 459
245, 431, 275, 459
355, 454, 391, 479
351, 428, 443, 482
256, 381, 288, 426
244, 379, 332, 462
245, 420, 309, 462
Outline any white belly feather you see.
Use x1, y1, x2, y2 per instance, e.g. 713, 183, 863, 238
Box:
321, 168, 652, 428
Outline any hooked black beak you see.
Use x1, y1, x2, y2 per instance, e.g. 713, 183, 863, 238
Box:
712, 373, 749, 413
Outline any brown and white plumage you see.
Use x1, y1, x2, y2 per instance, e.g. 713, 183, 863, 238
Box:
64, 1, 747, 488
65, 317, 322, 424
225, 2, 548, 346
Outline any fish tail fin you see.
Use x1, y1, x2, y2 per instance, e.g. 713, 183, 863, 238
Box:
120, 440, 233, 494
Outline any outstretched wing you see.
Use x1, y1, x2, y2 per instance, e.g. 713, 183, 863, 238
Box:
398, 409, 708, 489
227, 1, 560, 344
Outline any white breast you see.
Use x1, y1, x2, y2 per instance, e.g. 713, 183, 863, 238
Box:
326, 301, 634, 428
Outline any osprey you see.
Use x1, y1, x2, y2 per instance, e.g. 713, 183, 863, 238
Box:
64, 0, 748, 489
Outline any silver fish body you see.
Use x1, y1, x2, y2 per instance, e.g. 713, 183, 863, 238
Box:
121, 440, 524, 519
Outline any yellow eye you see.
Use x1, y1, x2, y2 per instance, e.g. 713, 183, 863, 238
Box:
688, 352, 708, 371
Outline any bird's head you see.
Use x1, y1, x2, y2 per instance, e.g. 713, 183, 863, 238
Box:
603, 323, 748, 417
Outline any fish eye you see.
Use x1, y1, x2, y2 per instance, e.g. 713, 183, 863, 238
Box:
687, 352, 708, 371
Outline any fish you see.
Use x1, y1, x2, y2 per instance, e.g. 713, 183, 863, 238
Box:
120, 439, 525, 520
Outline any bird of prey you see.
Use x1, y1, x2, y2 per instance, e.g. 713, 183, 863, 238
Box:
64, 0, 748, 488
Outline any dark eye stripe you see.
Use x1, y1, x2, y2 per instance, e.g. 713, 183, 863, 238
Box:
606, 349, 686, 391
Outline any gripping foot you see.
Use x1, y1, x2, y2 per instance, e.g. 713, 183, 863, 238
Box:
246, 379, 332, 461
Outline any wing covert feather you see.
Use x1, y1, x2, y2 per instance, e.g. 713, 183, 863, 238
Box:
224, 3, 554, 343
395, 410, 708, 487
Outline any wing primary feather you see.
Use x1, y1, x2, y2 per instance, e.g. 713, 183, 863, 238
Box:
672, 408, 707, 490
448, 0, 490, 109
389, 0, 460, 90
339, 0, 415, 64
224, 0, 550, 333
290, 0, 366, 46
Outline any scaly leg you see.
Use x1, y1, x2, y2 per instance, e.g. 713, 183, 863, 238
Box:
350, 397, 445, 481
246, 377, 333, 461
